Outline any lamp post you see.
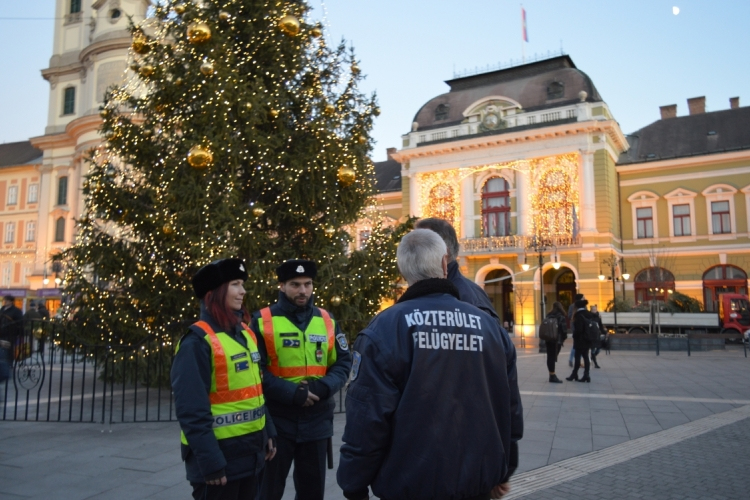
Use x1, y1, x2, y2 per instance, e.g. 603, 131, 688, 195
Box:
599, 253, 629, 333
524, 236, 558, 333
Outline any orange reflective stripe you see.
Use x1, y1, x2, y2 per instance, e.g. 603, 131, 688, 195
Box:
240, 322, 259, 348
319, 308, 335, 353
272, 365, 328, 378
260, 308, 277, 371
209, 384, 263, 405
192, 321, 229, 392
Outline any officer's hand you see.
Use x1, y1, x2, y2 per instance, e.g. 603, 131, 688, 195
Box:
300, 381, 320, 406
491, 482, 510, 498
265, 438, 277, 461
206, 476, 227, 486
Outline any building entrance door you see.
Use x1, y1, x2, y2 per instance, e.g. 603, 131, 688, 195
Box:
484, 269, 514, 328
556, 269, 577, 311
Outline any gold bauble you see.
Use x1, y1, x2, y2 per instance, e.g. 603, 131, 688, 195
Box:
174, 77, 183, 85
330, 295, 342, 306
139, 64, 155, 77
324, 226, 335, 236
278, 14, 300, 36
146, 316, 156, 324
357, 135, 367, 144
129, 61, 139, 71
269, 109, 279, 119
252, 206, 265, 217
218, 11, 231, 21
311, 27, 322, 38
174, 3, 186, 14
187, 22, 212, 44
351, 63, 360, 75
324, 104, 335, 115
373, 107, 381, 116
187, 145, 213, 169
162, 223, 174, 235
338, 166, 356, 186
244, 102, 253, 111
132, 34, 151, 54
99, 109, 110, 118
199, 60, 215, 76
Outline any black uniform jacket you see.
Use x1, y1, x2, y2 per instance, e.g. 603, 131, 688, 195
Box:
250, 292, 352, 443
446, 260, 523, 474
338, 279, 513, 500
171, 307, 275, 483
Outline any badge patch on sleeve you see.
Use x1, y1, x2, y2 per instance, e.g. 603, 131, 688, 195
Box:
336, 333, 349, 351
250, 352, 261, 363
282, 339, 301, 348
350, 351, 361, 381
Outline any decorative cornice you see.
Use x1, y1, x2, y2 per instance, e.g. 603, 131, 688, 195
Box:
391, 119, 628, 162
616, 149, 750, 175
79, 36, 131, 67
30, 114, 103, 152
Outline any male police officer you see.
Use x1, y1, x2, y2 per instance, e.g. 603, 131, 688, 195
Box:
415, 217, 523, 475
338, 229, 516, 500
252, 260, 351, 500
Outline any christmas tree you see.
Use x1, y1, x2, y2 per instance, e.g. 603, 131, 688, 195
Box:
61, 0, 410, 365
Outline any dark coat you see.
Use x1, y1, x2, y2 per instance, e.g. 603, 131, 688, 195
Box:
446, 260, 523, 466
171, 307, 275, 483
338, 279, 514, 500
250, 292, 352, 443
0, 304, 23, 341
545, 310, 568, 344
572, 308, 596, 350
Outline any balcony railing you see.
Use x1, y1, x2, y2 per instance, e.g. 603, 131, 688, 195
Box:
460, 234, 581, 254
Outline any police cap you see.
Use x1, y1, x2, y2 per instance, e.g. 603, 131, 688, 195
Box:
276, 259, 316, 282
192, 258, 248, 299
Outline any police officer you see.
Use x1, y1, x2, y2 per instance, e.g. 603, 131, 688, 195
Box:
338, 229, 516, 500
252, 259, 352, 500
171, 258, 276, 500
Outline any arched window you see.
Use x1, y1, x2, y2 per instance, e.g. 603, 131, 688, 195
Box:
634, 267, 675, 304
54, 217, 66, 242
702, 265, 747, 312
427, 183, 456, 225
482, 177, 511, 237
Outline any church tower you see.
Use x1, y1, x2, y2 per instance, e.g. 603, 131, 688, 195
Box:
29, 1, 148, 288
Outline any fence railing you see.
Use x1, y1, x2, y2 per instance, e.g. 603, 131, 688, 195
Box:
1, 319, 346, 423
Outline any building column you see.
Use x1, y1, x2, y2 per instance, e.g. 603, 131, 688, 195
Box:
34, 163, 54, 275
408, 172, 420, 218
516, 170, 528, 235
461, 174, 474, 238
579, 150, 597, 233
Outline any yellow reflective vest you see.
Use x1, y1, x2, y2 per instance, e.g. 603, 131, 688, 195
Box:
258, 307, 336, 383
178, 321, 265, 444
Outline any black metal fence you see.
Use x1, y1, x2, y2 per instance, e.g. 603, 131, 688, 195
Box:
1, 319, 346, 423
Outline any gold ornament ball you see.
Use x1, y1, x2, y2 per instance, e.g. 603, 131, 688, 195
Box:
174, 3, 186, 14
99, 108, 110, 118
324, 104, 335, 115
187, 145, 213, 169
269, 109, 279, 119
187, 22, 212, 44
162, 223, 174, 235
324, 226, 336, 237
252, 206, 265, 217
330, 295, 342, 307
132, 34, 151, 54
218, 11, 231, 21
174, 77, 183, 85
244, 102, 253, 111
278, 14, 300, 36
338, 166, 356, 186
199, 60, 215, 76
311, 27, 322, 38
351, 64, 361, 75
129, 61, 139, 71
357, 135, 367, 144
139, 64, 155, 77
373, 107, 381, 116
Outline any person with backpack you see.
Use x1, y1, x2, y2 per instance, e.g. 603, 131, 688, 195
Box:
589, 305, 607, 369
540, 302, 567, 383
567, 293, 584, 367
566, 299, 596, 383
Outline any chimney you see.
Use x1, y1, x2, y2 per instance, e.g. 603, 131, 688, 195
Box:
730, 97, 740, 109
687, 96, 706, 115
659, 104, 677, 120
386, 147, 397, 159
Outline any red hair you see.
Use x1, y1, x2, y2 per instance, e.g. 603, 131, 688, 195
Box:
203, 282, 250, 332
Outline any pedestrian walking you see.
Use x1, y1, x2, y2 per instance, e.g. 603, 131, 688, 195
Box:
567, 299, 595, 383
414, 218, 522, 462
568, 293, 584, 367
589, 304, 606, 369
543, 302, 568, 383
251, 259, 352, 500
338, 229, 518, 500
171, 258, 276, 500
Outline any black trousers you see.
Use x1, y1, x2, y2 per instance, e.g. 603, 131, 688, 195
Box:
191, 474, 258, 500
260, 434, 327, 500
572, 347, 590, 378
545, 341, 562, 373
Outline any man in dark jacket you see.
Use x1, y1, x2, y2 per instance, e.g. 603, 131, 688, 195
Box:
0, 296, 23, 358
567, 299, 594, 382
251, 260, 352, 500
415, 217, 523, 469
338, 229, 515, 500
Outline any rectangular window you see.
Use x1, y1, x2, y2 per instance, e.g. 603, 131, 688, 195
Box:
2, 264, 9, 286
26, 221, 36, 242
7, 186, 17, 206
57, 176, 68, 206
672, 204, 691, 236
711, 201, 731, 234
63, 87, 76, 115
636, 207, 653, 238
28, 184, 38, 203
70, 0, 81, 14
5, 222, 14, 243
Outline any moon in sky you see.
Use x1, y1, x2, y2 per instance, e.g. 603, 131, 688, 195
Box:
673, 6, 680, 15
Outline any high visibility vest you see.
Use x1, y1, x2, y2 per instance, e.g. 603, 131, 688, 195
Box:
258, 307, 336, 383
177, 321, 265, 445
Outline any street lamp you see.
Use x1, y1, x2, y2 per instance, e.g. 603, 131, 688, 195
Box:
600, 253, 629, 333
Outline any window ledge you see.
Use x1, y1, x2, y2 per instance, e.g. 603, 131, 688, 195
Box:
708, 233, 737, 241
669, 236, 697, 243
634, 237, 657, 245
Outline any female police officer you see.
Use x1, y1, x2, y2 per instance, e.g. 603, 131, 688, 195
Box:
172, 258, 276, 500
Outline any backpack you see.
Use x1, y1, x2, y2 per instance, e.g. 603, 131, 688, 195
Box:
584, 317, 600, 344
539, 316, 559, 342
